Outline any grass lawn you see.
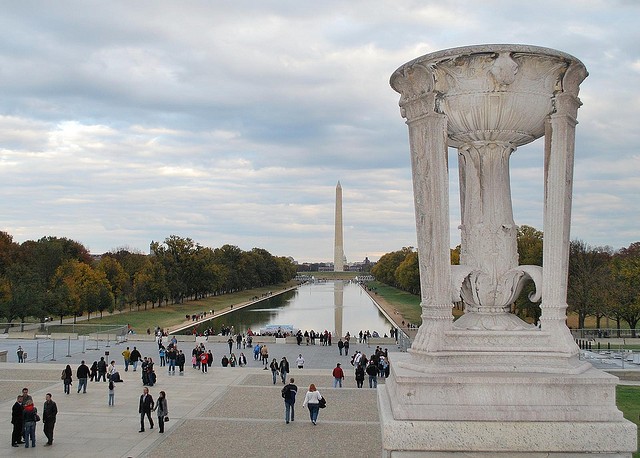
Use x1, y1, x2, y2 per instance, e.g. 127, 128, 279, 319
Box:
367, 281, 422, 325
83, 282, 296, 333
616, 386, 640, 457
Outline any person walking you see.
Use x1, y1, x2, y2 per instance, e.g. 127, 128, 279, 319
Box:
108, 380, 115, 406
282, 378, 297, 424
338, 339, 344, 355
296, 353, 304, 369
138, 387, 154, 432
332, 363, 345, 388
154, 391, 169, 433
167, 346, 177, 374
158, 346, 166, 367
89, 361, 98, 381
130, 347, 142, 371
355, 363, 365, 388
42, 393, 57, 446
270, 358, 279, 384
177, 350, 185, 375
17, 346, 24, 363
200, 352, 208, 373
261, 345, 269, 367
279, 357, 289, 384
62, 365, 72, 395
302, 383, 323, 425
122, 347, 131, 372
366, 360, 378, 388
77, 360, 90, 394
11, 395, 24, 447
22, 399, 37, 448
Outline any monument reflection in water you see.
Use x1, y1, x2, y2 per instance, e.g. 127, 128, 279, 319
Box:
193, 281, 392, 336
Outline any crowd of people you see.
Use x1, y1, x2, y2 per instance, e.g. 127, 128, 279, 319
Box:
11, 387, 57, 448
10, 324, 396, 446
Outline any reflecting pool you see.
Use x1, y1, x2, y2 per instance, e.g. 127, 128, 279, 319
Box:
194, 281, 393, 337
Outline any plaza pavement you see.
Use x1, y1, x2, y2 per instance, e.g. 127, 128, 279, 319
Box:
0, 338, 393, 457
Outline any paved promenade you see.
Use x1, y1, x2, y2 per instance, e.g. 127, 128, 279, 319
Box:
0, 338, 392, 457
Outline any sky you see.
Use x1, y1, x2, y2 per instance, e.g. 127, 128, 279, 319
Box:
1, 1, 639, 263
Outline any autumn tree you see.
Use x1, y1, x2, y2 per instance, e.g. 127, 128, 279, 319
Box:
395, 251, 420, 295
51, 260, 114, 322
371, 247, 414, 288
97, 256, 129, 312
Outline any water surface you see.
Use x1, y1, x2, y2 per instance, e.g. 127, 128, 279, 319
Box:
195, 281, 392, 337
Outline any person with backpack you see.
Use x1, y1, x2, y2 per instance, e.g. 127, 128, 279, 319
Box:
61, 365, 72, 395
282, 378, 298, 424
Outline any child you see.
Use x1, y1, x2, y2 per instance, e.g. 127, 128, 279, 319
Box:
108, 380, 115, 406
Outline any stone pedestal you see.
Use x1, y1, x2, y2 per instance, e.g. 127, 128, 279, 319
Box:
385, 44, 637, 456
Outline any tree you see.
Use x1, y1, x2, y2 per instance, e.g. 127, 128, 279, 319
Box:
133, 258, 169, 310
51, 260, 113, 323
213, 244, 244, 293
513, 225, 544, 322
371, 247, 414, 288
395, 251, 420, 295
103, 247, 148, 309
97, 256, 129, 312
567, 240, 612, 331
610, 242, 640, 336
0, 231, 19, 277
1, 263, 47, 327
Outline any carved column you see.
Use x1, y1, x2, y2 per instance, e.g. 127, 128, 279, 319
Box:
393, 66, 453, 353
458, 141, 519, 313
540, 62, 588, 349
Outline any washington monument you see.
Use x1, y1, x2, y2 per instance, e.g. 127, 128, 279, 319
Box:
334, 181, 344, 271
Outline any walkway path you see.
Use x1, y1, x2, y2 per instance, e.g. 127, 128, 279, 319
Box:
0, 338, 391, 457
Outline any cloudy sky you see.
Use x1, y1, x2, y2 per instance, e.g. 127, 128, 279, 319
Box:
1, 1, 638, 263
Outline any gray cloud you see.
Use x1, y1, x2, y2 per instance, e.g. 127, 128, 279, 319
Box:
1, 1, 638, 262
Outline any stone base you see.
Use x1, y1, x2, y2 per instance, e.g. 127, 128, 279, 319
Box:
379, 384, 637, 457
378, 353, 637, 456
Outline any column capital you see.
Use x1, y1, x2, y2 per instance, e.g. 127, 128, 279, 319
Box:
391, 63, 438, 122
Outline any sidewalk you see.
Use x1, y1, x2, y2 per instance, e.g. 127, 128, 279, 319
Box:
0, 340, 391, 457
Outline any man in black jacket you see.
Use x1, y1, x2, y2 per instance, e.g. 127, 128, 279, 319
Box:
282, 378, 297, 424
76, 361, 91, 393
11, 395, 23, 447
130, 347, 142, 371
96, 357, 107, 382
138, 387, 154, 432
43, 393, 58, 446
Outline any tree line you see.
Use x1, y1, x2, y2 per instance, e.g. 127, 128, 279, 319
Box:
371, 225, 640, 333
0, 232, 297, 324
